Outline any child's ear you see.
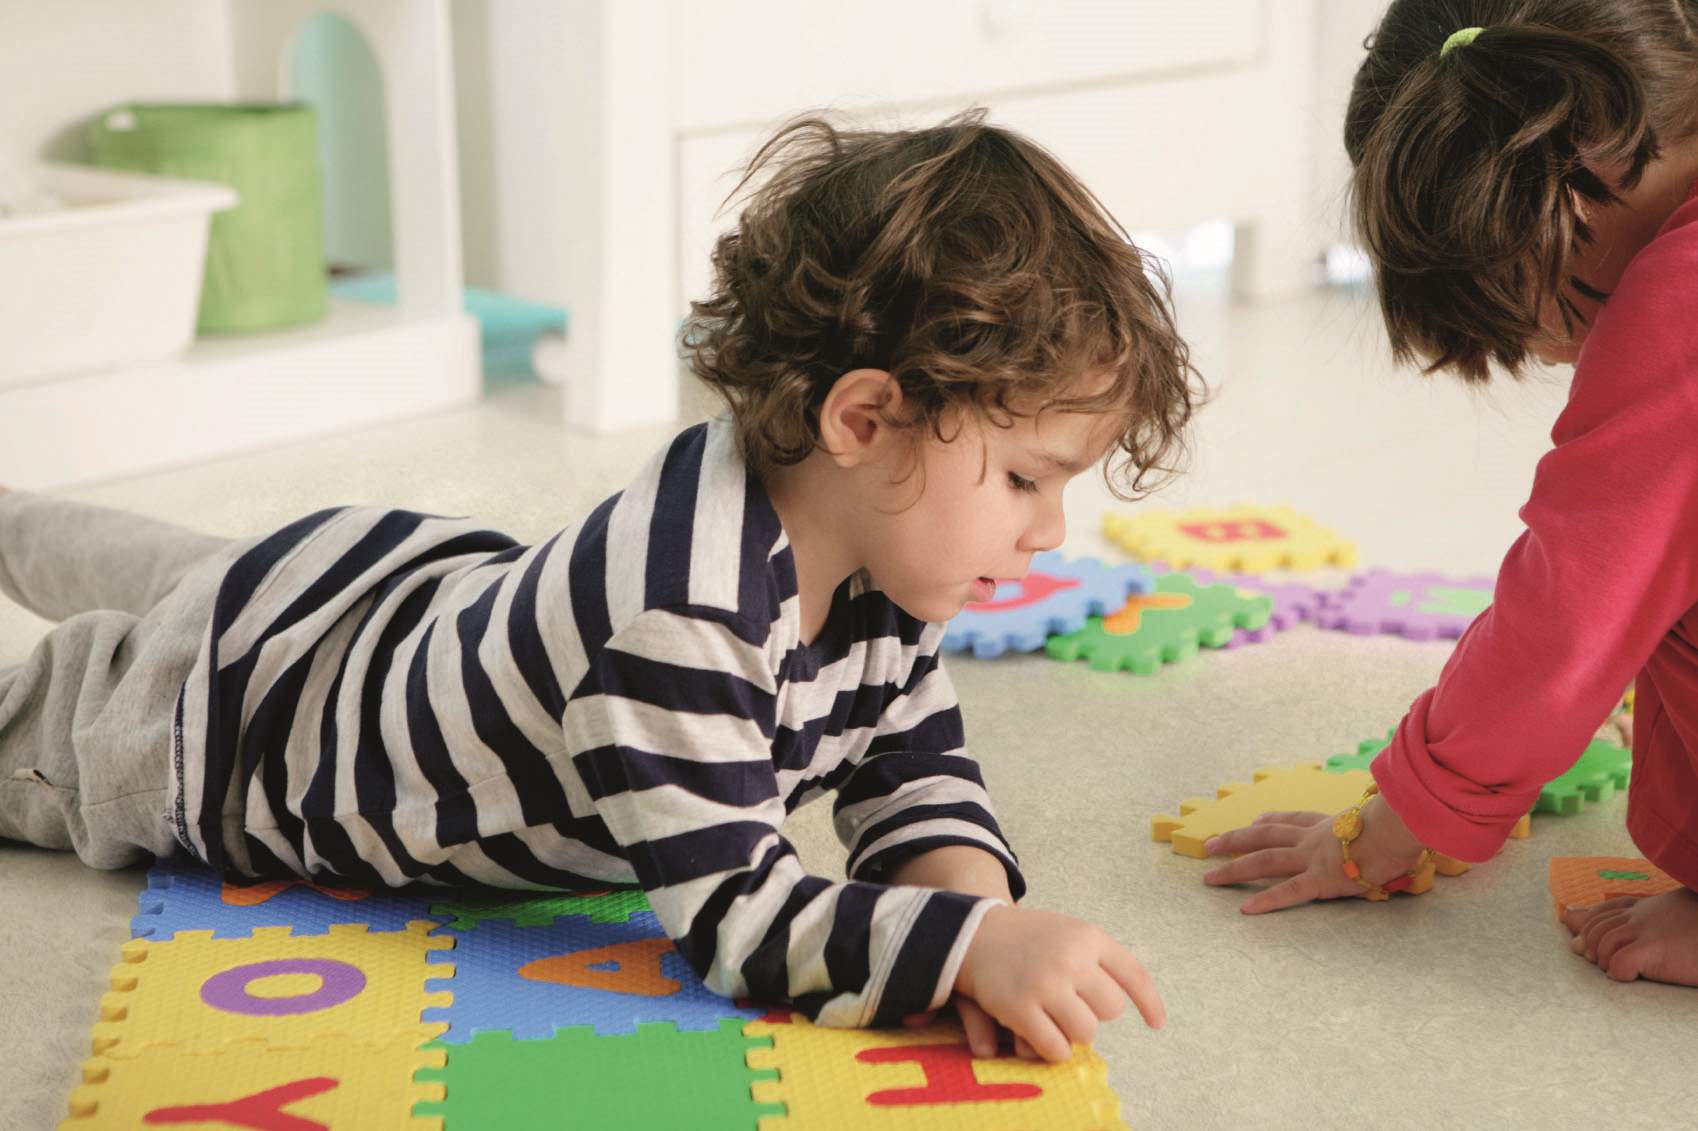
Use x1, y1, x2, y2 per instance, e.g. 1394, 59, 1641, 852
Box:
818, 369, 903, 466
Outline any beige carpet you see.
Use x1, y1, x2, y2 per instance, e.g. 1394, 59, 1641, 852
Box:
3, 285, 1691, 1130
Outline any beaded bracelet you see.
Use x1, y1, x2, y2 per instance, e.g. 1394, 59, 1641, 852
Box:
1332, 784, 1436, 901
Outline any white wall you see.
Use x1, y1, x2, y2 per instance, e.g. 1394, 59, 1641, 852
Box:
1314, 0, 1392, 245
0, 0, 233, 170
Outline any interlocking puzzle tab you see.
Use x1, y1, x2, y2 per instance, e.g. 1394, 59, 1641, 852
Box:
1547, 856, 1681, 917
1046, 573, 1272, 675
1315, 569, 1493, 641
1152, 765, 1378, 859
1322, 731, 1394, 773
1534, 739, 1632, 815
88, 922, 452, 1059
1103, 505, 1357, 574
942, 552, 1153, 659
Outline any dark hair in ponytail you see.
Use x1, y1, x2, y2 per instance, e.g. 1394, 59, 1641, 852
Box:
1345, 0, 1698, 382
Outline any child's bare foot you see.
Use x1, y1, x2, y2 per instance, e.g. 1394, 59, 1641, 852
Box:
1563, 888, 1698, 985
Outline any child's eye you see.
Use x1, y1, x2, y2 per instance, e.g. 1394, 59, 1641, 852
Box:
1007, 471, 1039, 494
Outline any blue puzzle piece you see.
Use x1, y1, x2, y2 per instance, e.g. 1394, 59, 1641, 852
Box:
942, 552, 1154, 659
424, 911, 760, 1040
130, 855, 442, 940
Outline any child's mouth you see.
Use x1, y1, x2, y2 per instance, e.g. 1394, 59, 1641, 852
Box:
969, 577, 997, 603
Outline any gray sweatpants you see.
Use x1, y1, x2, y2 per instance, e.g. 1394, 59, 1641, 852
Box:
0, 491, 237, 868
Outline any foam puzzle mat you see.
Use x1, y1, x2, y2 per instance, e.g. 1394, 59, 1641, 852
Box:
942, 551, 1153, 659
1315, 569, 1493, 641
1045, 573, 1273, 675
62, 856, 1131, 1129
1102, 505, 1357, 574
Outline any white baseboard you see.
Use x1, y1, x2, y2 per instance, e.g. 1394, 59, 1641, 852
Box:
0, 300, 480, 489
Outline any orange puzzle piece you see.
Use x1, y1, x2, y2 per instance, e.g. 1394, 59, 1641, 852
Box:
1547, 856, 1682, 917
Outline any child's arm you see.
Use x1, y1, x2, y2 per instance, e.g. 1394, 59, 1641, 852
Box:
888, 843, 1013, 901
1204, 242, 1698, 911
570, 607, 1006, 1031
829, 635, 1024, 900
833, 626, 1163, 1060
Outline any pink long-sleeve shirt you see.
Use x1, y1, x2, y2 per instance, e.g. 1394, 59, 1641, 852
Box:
1373, 179, 1698, 889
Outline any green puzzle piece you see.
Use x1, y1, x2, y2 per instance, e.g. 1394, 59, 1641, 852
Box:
1327, 734, 1629, 817
1419, 586, 1493, 618
1535, 738, 1632, 815
413, 1018, 783, 1130
1323, 729, 1395, 773
430, 887, 651, 930
1044, 572, 1272, 675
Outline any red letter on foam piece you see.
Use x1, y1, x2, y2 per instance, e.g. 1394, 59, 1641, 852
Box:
145, 1077, 337, 1130
856, 1043, 1042, 1106
1176, 519, 1285, 543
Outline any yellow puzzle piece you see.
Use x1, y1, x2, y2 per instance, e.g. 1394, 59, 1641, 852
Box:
62, 1035, 444, 1130
1154, 764, 1529, 880
1154, 765, 1377, 859
1103, 505, 1357, 573
746, 1013, 1127, 1130
89, 921, 451, 1059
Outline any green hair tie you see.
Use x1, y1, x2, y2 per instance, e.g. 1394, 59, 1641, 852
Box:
1441, 26, 1485, 56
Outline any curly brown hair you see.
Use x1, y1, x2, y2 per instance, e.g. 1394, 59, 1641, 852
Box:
681, 109, 1202, 500
1345, 0, 1698, 382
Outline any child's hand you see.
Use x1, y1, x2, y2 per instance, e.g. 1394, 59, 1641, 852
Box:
954, 906, 1164, 1063
901, 993, 1008, 1058
1200, 794, 1428, 913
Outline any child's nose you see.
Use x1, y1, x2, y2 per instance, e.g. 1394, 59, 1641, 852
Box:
1020, 501, 1066, 553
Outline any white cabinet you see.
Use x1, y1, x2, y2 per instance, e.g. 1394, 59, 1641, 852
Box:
670, 1, 1262, 131
548, 0, 1329, 436
0, 0, 478, 490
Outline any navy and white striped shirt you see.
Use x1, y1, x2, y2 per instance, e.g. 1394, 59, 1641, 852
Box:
168, 419, 1024, 1025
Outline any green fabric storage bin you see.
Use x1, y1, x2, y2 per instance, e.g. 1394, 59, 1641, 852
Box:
89, 103, 328, 332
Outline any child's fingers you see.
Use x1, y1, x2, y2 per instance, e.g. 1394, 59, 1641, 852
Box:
1045, 993, 1099, 1054
955, 996, 1000, 1058
1203, 823, 1305, 857
1203, 847, 1307, 887
1098, 946, 1165, 1029
1076, 969, 1129, 1023
1239, 869, 1328, 915
1013, 1034, 1037, 1060
1013, 1007, 1073, 1064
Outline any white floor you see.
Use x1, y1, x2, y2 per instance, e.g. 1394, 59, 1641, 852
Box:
3, 280, 1692, 1130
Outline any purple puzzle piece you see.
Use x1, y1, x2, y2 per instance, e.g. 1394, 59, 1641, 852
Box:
1149, 564, 1324, 648
1315, 568, 1493, 641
